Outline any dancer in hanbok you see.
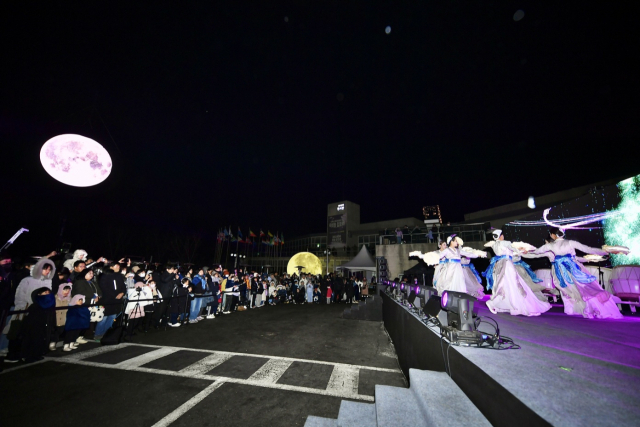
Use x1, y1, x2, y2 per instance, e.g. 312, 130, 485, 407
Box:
432, 241, 447, 289
528, 228, 622, 319
461, 257, 485, 299
435, 235, 486, 295
484, 230, 551, 316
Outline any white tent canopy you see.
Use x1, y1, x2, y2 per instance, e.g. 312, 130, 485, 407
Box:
336, 245, 377, 271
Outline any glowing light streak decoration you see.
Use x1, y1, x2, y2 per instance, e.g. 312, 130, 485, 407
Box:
604, 175, 640, 266
508, 208, 629, 230
40, 134, 112, 187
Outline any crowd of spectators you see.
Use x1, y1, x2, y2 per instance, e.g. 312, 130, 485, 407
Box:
0, 249, 372, 364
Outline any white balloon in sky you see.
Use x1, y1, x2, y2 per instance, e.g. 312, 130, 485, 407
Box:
527, 196, 536, 209
40, 134, 112, 187
385, 26, 391, 34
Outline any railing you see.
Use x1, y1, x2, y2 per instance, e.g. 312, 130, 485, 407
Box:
378, 229, 487, 245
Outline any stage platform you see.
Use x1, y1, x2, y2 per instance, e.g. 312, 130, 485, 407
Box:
381, 292, 640, 427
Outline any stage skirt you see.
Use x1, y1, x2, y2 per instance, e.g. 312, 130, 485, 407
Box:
486, 258, 551, 317
513, 264, 552, 302
435, 260, 467, 295
462, 264, 485, 299
551, 257, 622, 319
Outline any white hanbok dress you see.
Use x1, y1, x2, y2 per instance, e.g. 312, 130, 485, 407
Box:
485, 240, 551, 316
461, 258, 485, 299
436, 247, 480, 295
532, 238, 622, 319
432, 250, 447, 289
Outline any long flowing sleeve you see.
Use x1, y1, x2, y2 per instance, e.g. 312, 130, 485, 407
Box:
531, 243, 553, 255
570, 240, 608, 256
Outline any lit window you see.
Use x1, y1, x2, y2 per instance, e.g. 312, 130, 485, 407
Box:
337, 204, 345, 211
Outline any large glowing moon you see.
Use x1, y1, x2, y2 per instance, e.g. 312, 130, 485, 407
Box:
40, 134, 112, 187
287, 252, 323, 276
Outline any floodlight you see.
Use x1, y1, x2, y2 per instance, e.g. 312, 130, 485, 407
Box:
440, 291, 478, 331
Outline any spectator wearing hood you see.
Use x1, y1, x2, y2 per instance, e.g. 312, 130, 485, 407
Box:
50, 284, 72, 351
63, 249, 88, 271
14, 258, 56, 311
64, 295, 90, 351
19, 287, 56, 362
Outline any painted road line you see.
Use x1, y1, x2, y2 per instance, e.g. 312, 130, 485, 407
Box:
49, 357, 375, 402
178, 352, 234, 376
151, 380, 224, 427
61, 343, 126, 361
326, 365, 360, 396
116, 347, 179, 369
248, 358, 293, 384
126, 343, 401, 373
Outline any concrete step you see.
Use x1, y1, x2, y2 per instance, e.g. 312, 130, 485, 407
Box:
375, 384, 428, 427
409, 369, 491, 427
304, 415, 338, 427
337, 400, 376, 427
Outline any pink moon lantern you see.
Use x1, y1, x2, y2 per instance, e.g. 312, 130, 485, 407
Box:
40, 134, 112, 187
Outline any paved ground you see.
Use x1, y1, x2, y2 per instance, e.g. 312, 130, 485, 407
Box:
1, 302, 406, 427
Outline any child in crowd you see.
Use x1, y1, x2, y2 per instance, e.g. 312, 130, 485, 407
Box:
313, 287, 321, 304
50, 284, 72, 350
326, 285, 332, 304
170, 278, 191, 327
64, 295, 90, 351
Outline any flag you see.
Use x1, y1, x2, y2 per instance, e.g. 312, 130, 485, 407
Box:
237, 227, 243, 239
281, 233, 285, 245
274, 235, 280, 244
268, 230, 273, 237
231, 235, 237, 243
224, 228, 229, 237
260, 229, 265, 237
249, 229, 257, 238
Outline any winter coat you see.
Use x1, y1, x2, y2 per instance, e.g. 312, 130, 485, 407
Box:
55, 294, 70, 326
191, 275, 207, 294
14, 258, 56, 310
170, 286, 189, 314
20, 288, 56, 362
65, 301, 91, 331
158, 270, 178, 299
72, 278, 100, 306
98, 272, 127, 316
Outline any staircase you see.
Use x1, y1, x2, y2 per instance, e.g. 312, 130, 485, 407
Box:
304, 368, 490, 427
342, 296, 383, 321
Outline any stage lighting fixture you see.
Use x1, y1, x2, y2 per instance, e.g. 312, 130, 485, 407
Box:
419, 286, 438, 310
407, 285, 419, 306
440, 291, 478, 331
424, 295, 448, 326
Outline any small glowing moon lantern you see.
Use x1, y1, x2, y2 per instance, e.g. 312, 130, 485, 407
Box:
527, 196, 536, 209
40, 134, 112, 187
287, 252, 323, 276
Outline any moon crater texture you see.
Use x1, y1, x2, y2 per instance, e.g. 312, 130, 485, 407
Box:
40, 134, 112, 187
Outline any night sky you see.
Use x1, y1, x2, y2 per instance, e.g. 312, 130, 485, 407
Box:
2, 1, 639, 260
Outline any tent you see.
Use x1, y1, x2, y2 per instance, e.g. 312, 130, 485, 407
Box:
336, 245, 377, 272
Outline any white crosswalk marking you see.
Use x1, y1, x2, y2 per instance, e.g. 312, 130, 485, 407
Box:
116, 347, 179, 369
151, 380, 224, 427
326, 365, 360, 396
178, 352, 234, 376
248, 358, 293, 384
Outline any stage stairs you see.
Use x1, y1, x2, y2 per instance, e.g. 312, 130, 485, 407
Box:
342, 295, 383, 321
304, 368, 490, 427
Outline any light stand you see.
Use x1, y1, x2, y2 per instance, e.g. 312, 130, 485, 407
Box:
1, 228, 29, 252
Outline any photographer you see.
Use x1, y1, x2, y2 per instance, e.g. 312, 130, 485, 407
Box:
154, 265, 179, 327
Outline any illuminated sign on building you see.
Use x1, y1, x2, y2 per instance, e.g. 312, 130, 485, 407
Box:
337, 204, 345, 211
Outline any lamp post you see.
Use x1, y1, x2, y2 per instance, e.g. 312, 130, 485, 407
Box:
231, 253, 245, 268
324, 249, 330, 275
